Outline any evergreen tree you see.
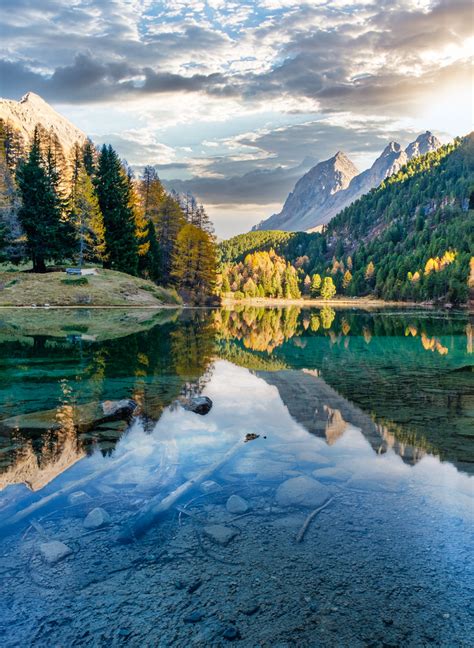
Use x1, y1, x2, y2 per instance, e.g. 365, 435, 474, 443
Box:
82, 139, 96, 176
17, 127, 75, 272
95, 145, 138, 275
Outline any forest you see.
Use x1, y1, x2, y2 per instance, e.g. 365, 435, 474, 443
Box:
0, 121, 217, 304
219, 134, 474, 304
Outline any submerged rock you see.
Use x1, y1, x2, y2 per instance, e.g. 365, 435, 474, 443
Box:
200, 480, 222, 494
83, 507, 111, 529
223, 625, 241, 641
67, 490, 91, 506
184, 610, 204, 623
226, 495, 249, 514
275, 476, 331, 508
203, 524, 239, 546
182, 396, 213, 415
312, 467, 351, 483
101, 399, 137, 419
39, 540, 73, 565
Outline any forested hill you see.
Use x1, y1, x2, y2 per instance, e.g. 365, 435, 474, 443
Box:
218, 133, 474, 304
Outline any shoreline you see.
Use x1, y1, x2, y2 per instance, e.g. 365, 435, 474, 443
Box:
220, 296, 459, 309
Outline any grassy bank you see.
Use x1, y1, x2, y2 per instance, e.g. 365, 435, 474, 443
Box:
0, 269, 182, 308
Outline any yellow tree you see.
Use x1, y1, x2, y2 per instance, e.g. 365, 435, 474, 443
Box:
172, 223, 217, 303
342, 270, 352, 289
320, 276, 336, 300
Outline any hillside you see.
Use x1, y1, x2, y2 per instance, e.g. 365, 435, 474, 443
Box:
254, 132, 442, 232
219, 134, 474, 305
0, 269, 181, 307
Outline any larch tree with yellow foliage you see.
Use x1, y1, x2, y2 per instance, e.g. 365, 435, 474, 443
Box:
172, 223, 217, 304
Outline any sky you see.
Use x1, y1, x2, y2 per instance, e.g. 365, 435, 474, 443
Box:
0, 0, 472, 237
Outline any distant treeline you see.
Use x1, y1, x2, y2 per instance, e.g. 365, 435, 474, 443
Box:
0, 121, 217, 303
218, 134, 474, 304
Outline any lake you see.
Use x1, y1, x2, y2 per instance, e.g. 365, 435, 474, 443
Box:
0, 306, 473, 647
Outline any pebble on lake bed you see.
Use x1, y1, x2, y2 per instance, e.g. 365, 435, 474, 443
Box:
275, 476, 331, 508
226, 494, 249, 514
203, 524, 239, 546
39, 541, 73, 565
67, 490, 91, 506
83, 507, 111, 529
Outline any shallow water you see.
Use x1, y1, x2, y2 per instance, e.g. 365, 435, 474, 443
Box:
0, 307, 473, 647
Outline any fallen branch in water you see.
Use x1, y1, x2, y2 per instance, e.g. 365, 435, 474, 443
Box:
117, 434, 257, 543
2, 448, 140, 531
295, 497, 334, 543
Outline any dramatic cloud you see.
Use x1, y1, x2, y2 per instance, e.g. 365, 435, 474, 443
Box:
1, 0, 471, 236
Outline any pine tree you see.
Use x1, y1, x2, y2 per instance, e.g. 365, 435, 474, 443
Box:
95, 145, 138, 275
17, 127, 75, 272
82, 139, 96, 176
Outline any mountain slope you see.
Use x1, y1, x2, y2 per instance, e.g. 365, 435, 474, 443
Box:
220, 133, 473, 304
254, 151, 358, 231
0, 92, 86, 153
255, 132, 442, 233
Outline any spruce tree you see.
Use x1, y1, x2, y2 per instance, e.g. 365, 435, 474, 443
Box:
17, 127, 74, 272
95, 145, 138, 275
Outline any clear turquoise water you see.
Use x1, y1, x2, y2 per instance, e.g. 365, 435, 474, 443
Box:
0, 307, 472, 646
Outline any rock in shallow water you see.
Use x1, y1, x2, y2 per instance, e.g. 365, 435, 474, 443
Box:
200, 480, 222, 494
226, 495, 249, 514
203, 524, 239, 546
275, 476, 331, 508
67, 490, 91, 506
39, 541, 73, 565
83, 507, 111, 529
312, 467, 351, 483
182, 396, 212, 415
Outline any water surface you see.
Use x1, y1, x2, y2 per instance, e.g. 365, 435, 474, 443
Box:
0, 307, 472, 646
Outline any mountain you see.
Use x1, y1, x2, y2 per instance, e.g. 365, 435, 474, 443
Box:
0, 92, 86, 153
254, 132, 442, 233
253, 151, 359, 232
219, 133, 473, 304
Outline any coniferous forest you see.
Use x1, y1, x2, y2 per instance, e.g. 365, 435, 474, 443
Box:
218, 134, 474, 305
0, 121, 217, 304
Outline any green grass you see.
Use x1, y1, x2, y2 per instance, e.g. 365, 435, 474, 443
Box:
0, 268, 182, 307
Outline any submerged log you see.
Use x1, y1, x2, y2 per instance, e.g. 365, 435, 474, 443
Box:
1, 448, 140, 532
117, 433, 256, 543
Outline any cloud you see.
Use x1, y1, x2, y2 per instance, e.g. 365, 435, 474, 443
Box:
0, 0, 470, 236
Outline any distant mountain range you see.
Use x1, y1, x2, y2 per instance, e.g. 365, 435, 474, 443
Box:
0, 92, 86, 154
253, 132, 442, 232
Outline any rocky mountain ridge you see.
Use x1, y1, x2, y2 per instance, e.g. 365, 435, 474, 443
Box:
0, 92, 86, 153
254, 131, 442, 233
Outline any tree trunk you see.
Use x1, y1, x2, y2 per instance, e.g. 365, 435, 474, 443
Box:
33, 256, 46, 273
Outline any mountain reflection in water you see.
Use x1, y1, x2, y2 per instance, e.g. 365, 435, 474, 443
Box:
0, 307, 472, 646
